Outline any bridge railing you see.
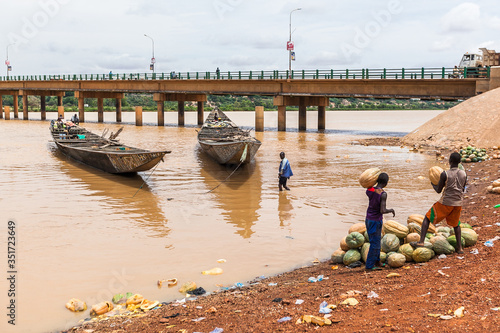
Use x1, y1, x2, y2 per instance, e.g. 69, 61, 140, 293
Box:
0, 67, 490, 81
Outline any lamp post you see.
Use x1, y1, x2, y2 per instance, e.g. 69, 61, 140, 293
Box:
288, 8, 301, 78
144, 34, 155, 73
6, 43, 14, 78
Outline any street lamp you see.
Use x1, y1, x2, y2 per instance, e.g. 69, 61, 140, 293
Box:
144, 34, 155, 73
6, 43, 14, 78
288, 8, 301, 78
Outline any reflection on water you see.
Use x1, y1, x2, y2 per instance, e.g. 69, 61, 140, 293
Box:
0, 110, 446, 333
197, 148, 262, 238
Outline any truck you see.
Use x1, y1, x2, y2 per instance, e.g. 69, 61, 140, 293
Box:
455, 48, 500, 78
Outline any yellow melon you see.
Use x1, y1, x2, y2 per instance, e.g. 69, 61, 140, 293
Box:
348, 223, 366, 234
340, 236, 350, 251
359, 168, 381, 188
429, 166, 444, 186
407, 214, 436, 234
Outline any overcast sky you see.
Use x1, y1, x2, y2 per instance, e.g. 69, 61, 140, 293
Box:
1, 0, 499, 76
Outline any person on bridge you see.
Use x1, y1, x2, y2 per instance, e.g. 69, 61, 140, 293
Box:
364, 172, 395, 271
410, 152, 467, 254
278, 152, 293, 191
216, 67, 220, 79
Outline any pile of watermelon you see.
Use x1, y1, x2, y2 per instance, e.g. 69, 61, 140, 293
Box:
460, 146, 488, 163
331, 216, 478, 269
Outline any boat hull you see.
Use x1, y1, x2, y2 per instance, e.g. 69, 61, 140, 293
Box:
199, 140, 261, 165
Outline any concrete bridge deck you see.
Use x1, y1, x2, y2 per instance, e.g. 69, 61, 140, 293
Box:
1, 67, 499, 131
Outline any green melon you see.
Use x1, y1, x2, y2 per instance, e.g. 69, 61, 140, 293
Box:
343, 249, 361, 266
412, 247, 434, 263
432, 238, 455, 255
437, 226, 451, 234
379, 252, 387, 263
407, 222, 422, 235
460, 223, 473, 229
364, 231, 370, 242
387, 253, 406, 268
346, 232, 365, 249
460, 228, 478, 247
398, 244, 414, 262
381, 234, 400, 253
447, 235, 465, 249
331, 248, 346, 264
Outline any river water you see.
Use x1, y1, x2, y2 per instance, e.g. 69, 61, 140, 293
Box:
0, 110, 445, 333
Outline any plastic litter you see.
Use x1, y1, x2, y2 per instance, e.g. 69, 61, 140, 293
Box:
187, 287, 206, 296
272, 298, 283, 303
192, 317, 206, 322
440, 315, 454, 320
216, 259, 226, 263
367, 291, 379, 298
295, 299, 304, 305
65, 298, 87, 312
277, 316, 292, 323
494, 204, 500, 208
340, 298, 359, 306
347, 261, 363, 268
319, 301, 332, 314
202, 267, 223, 275
470, 249, 479, 254
438, 254, 447, 259
454, 306, 465, 317
268, 283, 278, 286
158, 278, 178, 288
210, 328, 224, 333
386, 273, 401, 278
491, 307, 499, 311
485, 241, 494, 247
234, 282, 244, 288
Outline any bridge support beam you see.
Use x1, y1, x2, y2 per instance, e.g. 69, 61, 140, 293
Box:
4, 106, 10, 120
274, 95, 329, 132
41, 96, 46, 120
58, 105, 65, 119
58, 96, 63, 107
157, 101, 164, 126
318, 105, 326, 131
78, 98, 85, 123
197, 101, 204, 126
97, 98, 104, 123
115, 98, 122, 123
13, 95, 19, 119
135, 106, 143, 126
23, 94, 28, 120
0, 95, 3, 119
178, 101, 185, 126
278, 106, 286, 131
255, 106, 264, 132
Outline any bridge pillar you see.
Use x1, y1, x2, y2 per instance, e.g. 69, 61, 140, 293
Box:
58, 96, 63, 107
78, 98, 85, 123
255, 106, 264, 132
135, 106, 143, 126
0, 95, 3, 119
58, 106, 65, 119
298, 101, 307, 132
22, 94, 28, 120
197, 101, 204, 126
115, 98, 122, 123
318, 105, 326, 131
13, 95, 19, 119
157, 101, 164, 126
4, 106, 10, 120
278, 106, 286, 131
41, 96, 46, 121
178, 101, 185, 126
97, 98, 104, 123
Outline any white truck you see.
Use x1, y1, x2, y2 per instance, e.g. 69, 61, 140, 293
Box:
456, 48, 500, 78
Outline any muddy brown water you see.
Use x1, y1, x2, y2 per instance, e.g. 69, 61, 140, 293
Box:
0, 110, 445, 332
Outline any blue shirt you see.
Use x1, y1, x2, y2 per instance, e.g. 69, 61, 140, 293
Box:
279, 158, 293, 178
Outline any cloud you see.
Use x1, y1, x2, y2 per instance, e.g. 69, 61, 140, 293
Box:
430, 37, 454, 52
441, 3, 481, 32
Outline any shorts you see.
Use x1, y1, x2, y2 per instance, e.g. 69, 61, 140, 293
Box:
426, 202, 462, 228
279, 176, 288, 185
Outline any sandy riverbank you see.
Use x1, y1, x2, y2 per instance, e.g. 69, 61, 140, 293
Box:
66, 151, 500, 333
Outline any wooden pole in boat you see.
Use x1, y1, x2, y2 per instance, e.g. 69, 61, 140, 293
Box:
0, 95, 3, 119
40, 95, 46, 121
135, 106, 143, 126
255, 106, 264, 132
4, 106, 10, 120
197, 101, 204, 126
13, 95, 19, 119
58, 105, 65, 119
22, 94, 28, 120
318, 105, 326, 131
116, 98, 122, 123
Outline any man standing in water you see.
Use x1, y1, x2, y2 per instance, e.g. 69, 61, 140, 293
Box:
278, 152, 293, 191
411, 152, 467, 254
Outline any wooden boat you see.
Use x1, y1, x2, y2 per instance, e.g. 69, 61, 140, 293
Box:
197, 109, 261, 165
50, 121, 170, 174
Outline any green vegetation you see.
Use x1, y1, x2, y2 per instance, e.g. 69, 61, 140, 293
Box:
1, 93, 459, 111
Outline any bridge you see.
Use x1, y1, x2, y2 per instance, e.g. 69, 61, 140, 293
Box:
1, 67, 499, 131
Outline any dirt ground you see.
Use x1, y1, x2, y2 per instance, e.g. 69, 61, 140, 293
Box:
67, 145, 500, 333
